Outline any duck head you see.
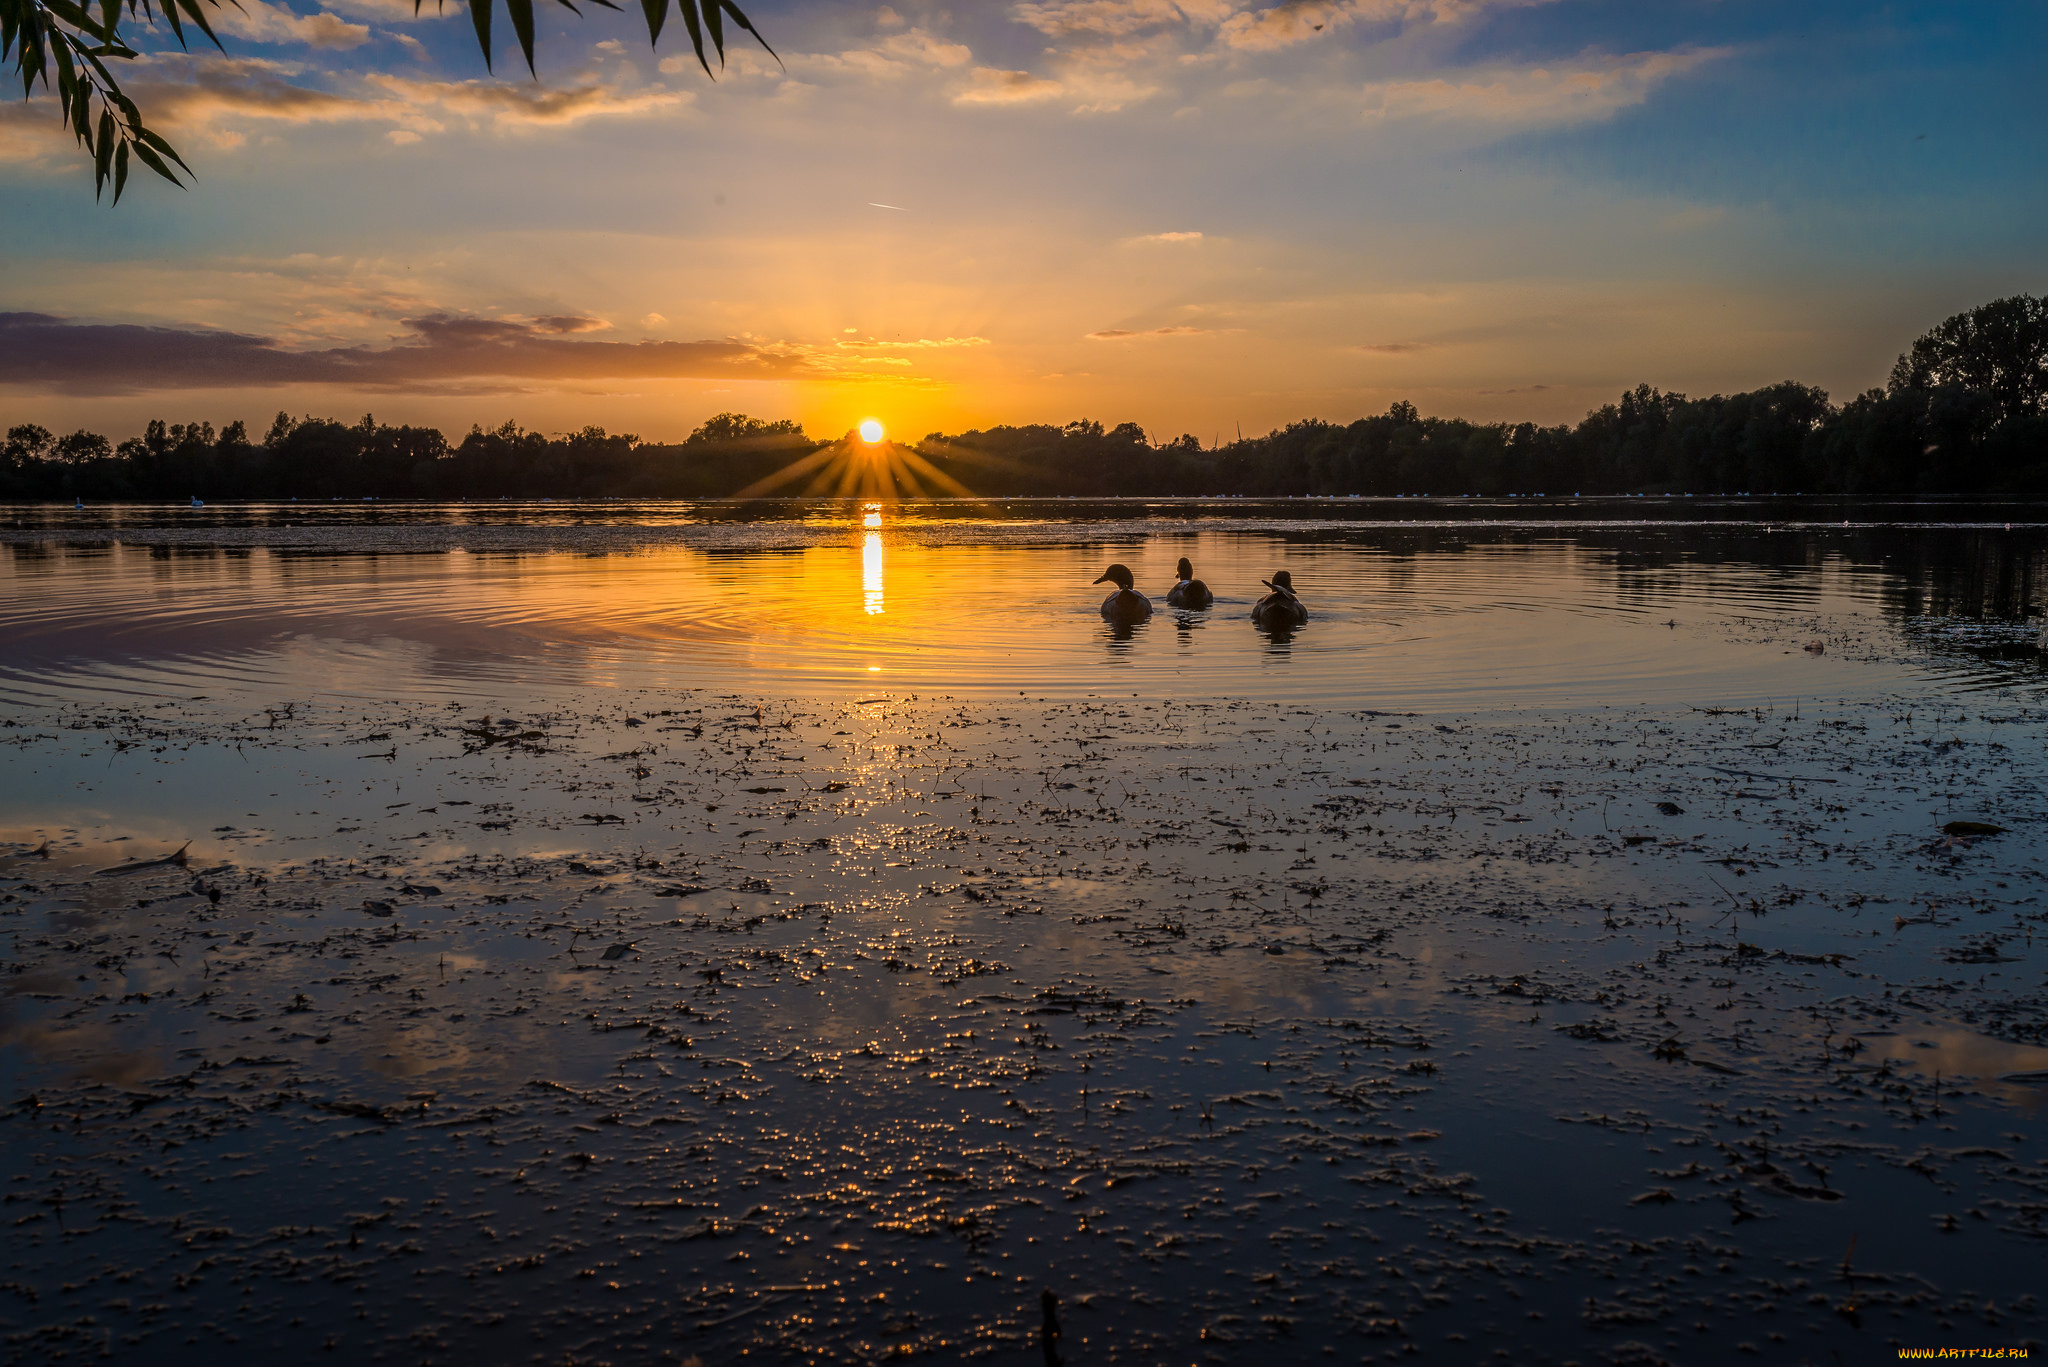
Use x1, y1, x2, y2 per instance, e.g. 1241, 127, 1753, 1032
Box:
1175, 557, 1194, 580
1265, 570, 1294, 593
1093, 564, 1136, 592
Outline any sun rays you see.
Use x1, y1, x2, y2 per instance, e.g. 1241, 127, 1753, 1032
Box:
733, 430, 974, 500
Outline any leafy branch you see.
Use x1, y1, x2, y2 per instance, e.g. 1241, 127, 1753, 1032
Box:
2, 0, 206, 201
2, 0, 773, 202
455, 0, 772, 78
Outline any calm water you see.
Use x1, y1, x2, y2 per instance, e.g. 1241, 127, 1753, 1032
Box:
2, 500, 2047, 1365
2, 498, 2045, 707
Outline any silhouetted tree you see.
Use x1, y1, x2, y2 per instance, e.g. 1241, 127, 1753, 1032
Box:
6, 297, 2045, 500
1889, 294, 2048, 424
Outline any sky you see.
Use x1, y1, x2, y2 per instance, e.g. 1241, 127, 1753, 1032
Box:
1, 0, 2042, 446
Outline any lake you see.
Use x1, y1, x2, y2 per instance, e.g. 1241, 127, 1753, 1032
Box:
1, 499, 2044, 1365
4, 497, 2044, 707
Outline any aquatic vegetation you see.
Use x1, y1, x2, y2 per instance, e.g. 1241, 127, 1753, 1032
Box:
2, 685, 2044, 1361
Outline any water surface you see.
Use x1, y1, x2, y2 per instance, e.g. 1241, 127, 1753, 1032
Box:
4, 497, 2043, 707
1, 500, 2045, 1365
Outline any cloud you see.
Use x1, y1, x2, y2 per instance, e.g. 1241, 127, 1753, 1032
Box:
951, 64, 1156, 111
212, 0, 370, 50
122, 55, 695, 147
952, 67, 1067, 105
1216, 0, 1359, 51
1359, 47, 1727, 125
0, 312, 814, 395
131, 56, 365, 140
876, 28, 973, 67
1126, 230, 1204, 244
836, 336, 992, 350
1353, 341, 1427, 353
1010, 0, 1234, 39
530, 315, 611, 334
1086, 325, 1214, 339
321, 0, 456, 19
361, 74, 694, 129
1216, 0, 1554, 52
795, 26, 972, 81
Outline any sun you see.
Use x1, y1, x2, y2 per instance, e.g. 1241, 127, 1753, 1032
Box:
731, 417, 969, 498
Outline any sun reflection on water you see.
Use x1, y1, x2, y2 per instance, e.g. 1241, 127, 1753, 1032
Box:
862, 505, 885, 615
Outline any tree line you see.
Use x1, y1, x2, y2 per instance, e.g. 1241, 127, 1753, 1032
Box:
5, 295, 2043, 501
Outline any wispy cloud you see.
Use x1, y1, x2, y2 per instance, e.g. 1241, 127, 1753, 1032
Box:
212, 0, 370, 50
1359, 47, 1728, 125
1126, 230, 1204, 244
788, 25, 973, 80
953, 67, 1069, 105
1087, 324, 1215, 339
117, 53, 696, 150
1011, 0, 1568, 56
1010, 0, 1234, 39
836, 336, 993, 350
362, 73, 694, 130
320, 0, 456, 20
951, 63, 1158, 111
0, 312, 812, 395
1216, 0, 1556, 52
875, 28, 974, 67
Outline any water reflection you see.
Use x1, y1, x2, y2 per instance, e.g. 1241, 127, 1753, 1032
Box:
860, 504, 887, 616
0, 508, 2043, 707
1101, 618, 1147, 648
862, 533, 885, 616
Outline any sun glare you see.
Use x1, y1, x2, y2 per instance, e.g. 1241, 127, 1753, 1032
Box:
732, 416, 967, 499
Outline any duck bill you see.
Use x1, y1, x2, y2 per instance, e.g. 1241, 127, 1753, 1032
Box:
1092, 573, 1116, 585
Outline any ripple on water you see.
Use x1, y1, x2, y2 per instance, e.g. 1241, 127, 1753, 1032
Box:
5, 508, 2043, 708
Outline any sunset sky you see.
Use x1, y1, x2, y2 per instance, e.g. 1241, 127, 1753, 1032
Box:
2, 0, 2041, 445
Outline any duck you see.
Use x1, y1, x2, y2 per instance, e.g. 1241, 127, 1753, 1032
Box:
1251, 569, 1308, 628
1093, 563, 1152, 624
189, 495, 204, 508
1165, 557, 1213, 609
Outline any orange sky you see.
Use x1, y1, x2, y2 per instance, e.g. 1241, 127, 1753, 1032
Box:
2, 1, 2038, 446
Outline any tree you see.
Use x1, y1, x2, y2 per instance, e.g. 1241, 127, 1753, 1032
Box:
3, 422, 55, 464
687, 412, 803, 444
1889, 294, 2048, 425
2, 0, 772, 200
53, 428, 113, 461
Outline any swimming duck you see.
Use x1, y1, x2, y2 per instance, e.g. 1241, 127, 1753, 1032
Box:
1165, 557, 1214, 609
1093, 563, 1153, 624
1251, 569, 1308, 628
190, 495, 204, 508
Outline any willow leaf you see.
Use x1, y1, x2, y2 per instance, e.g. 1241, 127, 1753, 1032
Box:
716, 0, 773, 64
136, 124, 193, 174
468, 0, 491, 70
700, 0, 721, 62
504, 0, 534, 75
129, 136, 184, 186
93, 105, 113, 196
676, 0, 707, 76
171, 0, 220, 48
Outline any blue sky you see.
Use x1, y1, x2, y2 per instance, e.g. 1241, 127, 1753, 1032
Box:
1, 0, 2041, 444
